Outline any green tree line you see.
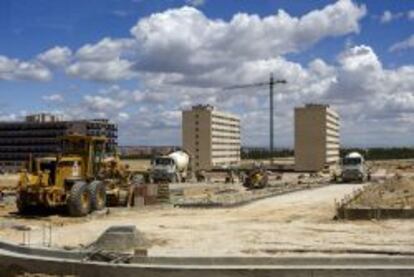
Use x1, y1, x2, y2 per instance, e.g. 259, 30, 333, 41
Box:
340, 148, 414, 160
241, 148, 294, 159
242, 147, 414, 160
121, 147, 414, 161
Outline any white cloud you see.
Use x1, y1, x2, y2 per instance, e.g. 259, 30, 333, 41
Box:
332, 46, 414, 117
37, 46, 72, 67
51, 42, 414, 146
380, 10, 403, 23
408, 10, 414, 20
335, 45, 383, 99
117, 112, 130, 122
0, 113, 19, 121
185, 0, 205, 7
66, 59, 135, 81
130, 1, 365, 77
75, 37, 135, 62
64, 37, 136, 81
42, 94, 64, 102
11, 1, 414, 146
380, 10, 393, 23
0, 56, 51, 81
380, 11, 393, 23
0, 0, 366, 85
112, 10, 130, 17
58, 0, 365, 83
389, 34, 414, 52
83, 95, 128, 112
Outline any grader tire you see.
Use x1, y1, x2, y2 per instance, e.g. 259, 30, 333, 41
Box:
68, 182, 91, 217
16, 193, 31, 215
88, 181, 106, 211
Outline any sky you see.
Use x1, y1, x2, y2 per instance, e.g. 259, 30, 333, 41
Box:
0, 0, 413, 147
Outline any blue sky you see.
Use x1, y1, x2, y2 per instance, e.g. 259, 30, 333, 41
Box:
0, 0, 413, 147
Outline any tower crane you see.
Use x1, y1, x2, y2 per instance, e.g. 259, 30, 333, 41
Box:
223, 73, 287, 152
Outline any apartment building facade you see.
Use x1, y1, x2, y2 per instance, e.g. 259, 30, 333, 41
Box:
294, 104, 340, 172
182, 105, 241, 171
0, 114, 117, 172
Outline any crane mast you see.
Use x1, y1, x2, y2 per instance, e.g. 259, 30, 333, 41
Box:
224, 74, 287, 152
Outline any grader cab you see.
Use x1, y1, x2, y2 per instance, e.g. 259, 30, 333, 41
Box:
16, 135, 120, 216
242, 165, 269, 190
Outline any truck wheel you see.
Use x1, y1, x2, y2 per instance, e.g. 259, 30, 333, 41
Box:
88, 181, 106, 211
68, 182, 91, 217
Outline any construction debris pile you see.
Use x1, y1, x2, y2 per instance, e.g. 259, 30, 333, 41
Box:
87, 225, 149, 253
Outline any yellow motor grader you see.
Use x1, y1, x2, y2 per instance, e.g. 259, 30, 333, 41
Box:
242, 165, 269, 190
16, 135, 139, 217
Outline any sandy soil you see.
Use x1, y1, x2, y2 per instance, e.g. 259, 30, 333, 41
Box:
349, 176, 414, 209
2, 184, 414, 257
368, 159, 414, 176
122, 159, 151, 171
0, 174, 18, 190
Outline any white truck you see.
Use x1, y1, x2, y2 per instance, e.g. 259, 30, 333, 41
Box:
340, 152, 367, 182
150, 151, 190, 183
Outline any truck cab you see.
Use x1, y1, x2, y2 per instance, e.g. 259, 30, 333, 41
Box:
150, 151, 190, 183
341, 152, 366, 182
151, 156, 177, 183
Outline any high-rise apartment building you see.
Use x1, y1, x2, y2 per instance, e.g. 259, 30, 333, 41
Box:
294, 104, 340, 171
182, 105, 241, 171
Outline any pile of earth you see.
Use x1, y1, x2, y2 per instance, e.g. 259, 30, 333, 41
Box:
349, 176, 414, 209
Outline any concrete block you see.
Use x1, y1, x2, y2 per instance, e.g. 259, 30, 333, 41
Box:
132, 196, 144, 208
134, 186, 147, 197
144, 195, 158, 205
146, 184, 158, 196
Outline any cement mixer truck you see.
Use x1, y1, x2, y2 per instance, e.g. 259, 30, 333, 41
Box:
150, 151, 190, 183
340, 152, 367, 183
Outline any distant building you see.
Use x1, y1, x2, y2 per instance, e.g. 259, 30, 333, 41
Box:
294, 104, 340, 171
182, 105, 241, 171
25, 113, 63, 123
0, 114, 117, 172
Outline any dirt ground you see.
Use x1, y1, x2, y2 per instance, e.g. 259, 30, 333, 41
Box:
1, 159, 414, 257
0, 174, 18, 191
121, 159, 151, 172
348, 176, 414, 209
367, 159, 414, 175
1, 183, 414, 256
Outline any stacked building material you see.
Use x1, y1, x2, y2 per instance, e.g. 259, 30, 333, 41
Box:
133, 184, 160, 206
157, 183, 170, 203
